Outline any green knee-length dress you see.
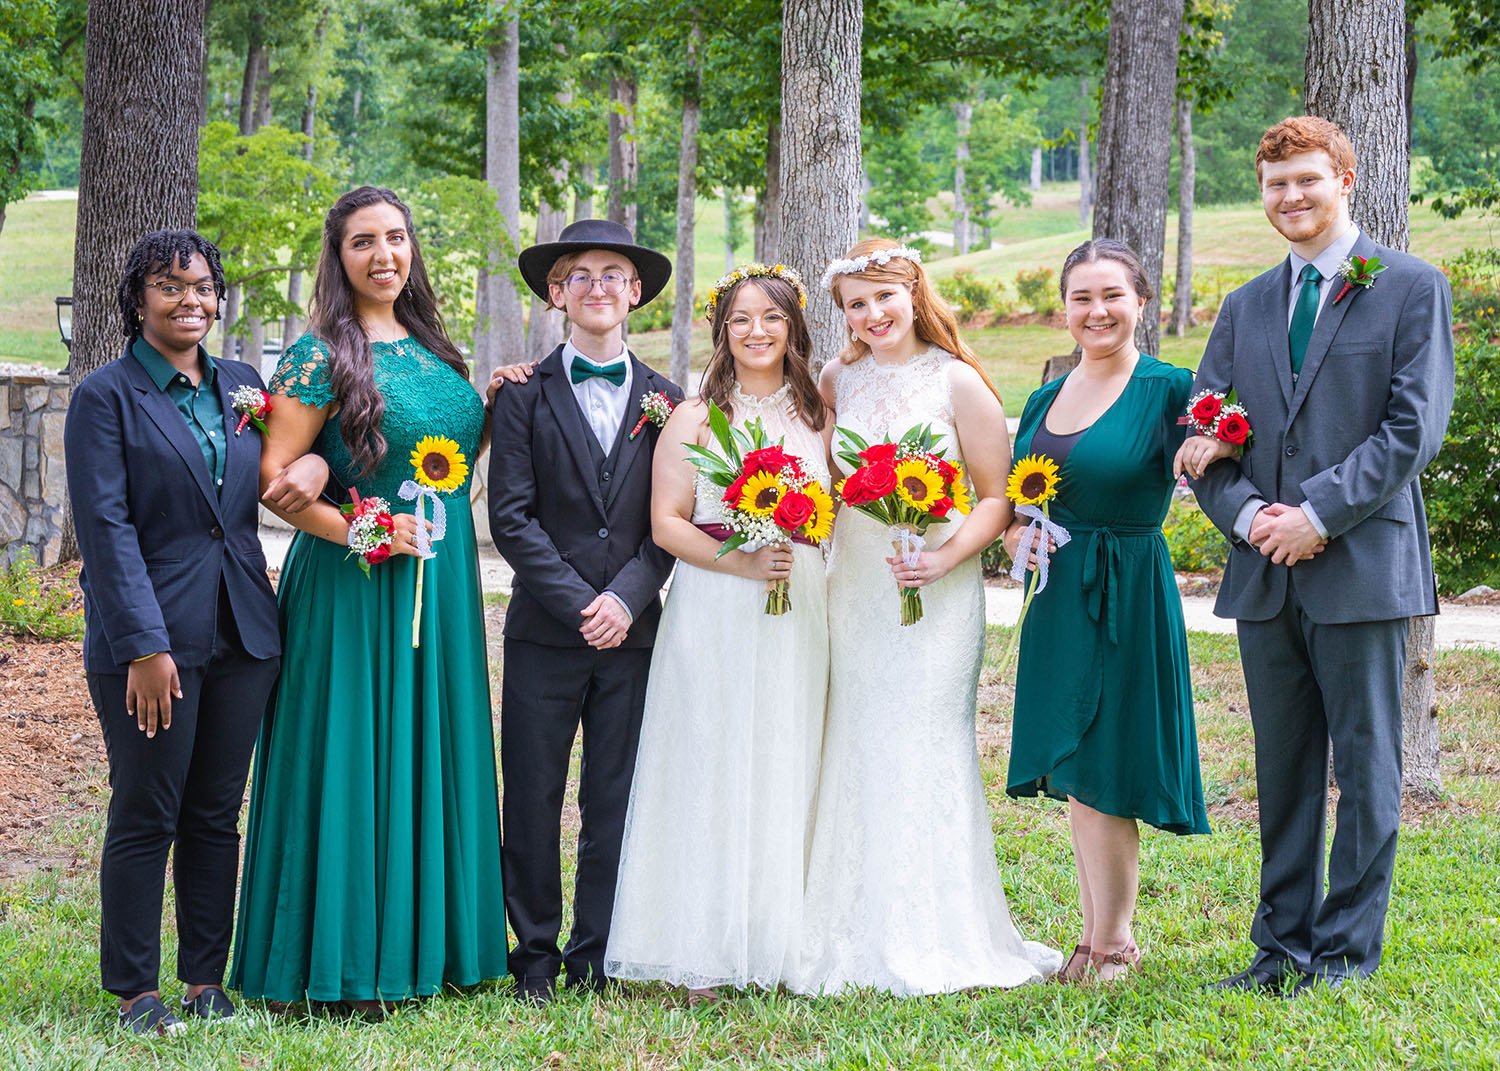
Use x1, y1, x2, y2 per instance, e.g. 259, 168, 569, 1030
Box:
230, 334, 506, 1001
1006, 355, 1210, 836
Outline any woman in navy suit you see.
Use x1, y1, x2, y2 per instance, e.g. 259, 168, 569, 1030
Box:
64, 230, 320, 1036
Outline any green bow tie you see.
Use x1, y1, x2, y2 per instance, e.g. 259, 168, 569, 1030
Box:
570, 356, 627, 387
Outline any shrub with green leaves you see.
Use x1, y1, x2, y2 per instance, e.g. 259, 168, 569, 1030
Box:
1443, 246, 1500, 340
1013, 266, 1059, 317
628, 288, 680, 334
1163, 493, 1230, 573
935, 269, 998, 323
0, 549, 83, 641
1424, 335, 1500, 593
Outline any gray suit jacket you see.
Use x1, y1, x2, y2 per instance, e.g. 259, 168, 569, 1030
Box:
1189, 231, 1455, 624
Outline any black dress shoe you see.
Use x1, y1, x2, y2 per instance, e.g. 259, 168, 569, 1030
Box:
180, 987, 236, 1021
516, 976, 556, 1007
1207, 964, 1299, 993
119, 994, 187, 1037
1285, 971, 1350, 998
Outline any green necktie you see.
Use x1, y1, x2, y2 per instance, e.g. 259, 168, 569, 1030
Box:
1288, 263, 1322, 376
570, 355, 627, 387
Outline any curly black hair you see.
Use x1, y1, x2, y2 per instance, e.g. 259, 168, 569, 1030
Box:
116, 229, 227, 339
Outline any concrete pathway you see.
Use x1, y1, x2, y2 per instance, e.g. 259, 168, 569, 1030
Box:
260, 527, 1500, 650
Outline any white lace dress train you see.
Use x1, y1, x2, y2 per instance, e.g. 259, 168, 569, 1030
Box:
605, 386, 829, 990
790, 348, 1061, 996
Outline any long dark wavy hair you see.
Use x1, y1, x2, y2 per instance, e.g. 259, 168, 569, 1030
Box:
309, 186, 468, 478
701, 276, 827, 431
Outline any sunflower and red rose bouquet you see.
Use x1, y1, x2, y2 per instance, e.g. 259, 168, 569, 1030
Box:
683, 401, 834, 615
833, 424, 972, 626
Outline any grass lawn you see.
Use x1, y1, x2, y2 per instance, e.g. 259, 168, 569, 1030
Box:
2, 633, 1498, 1069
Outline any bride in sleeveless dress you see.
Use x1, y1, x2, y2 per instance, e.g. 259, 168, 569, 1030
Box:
605, 266, 831, 999
792, 240, 1061, 996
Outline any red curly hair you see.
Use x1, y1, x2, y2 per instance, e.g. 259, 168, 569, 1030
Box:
1256, 116, 1357, 180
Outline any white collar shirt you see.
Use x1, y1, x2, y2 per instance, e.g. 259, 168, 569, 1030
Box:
563, 339, 633, 452
1286, 223, 1362, 326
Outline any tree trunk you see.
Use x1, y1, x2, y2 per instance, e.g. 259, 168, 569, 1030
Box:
1306, 0, 1435, 794
1170, 95, 1196, 337
669, 22, 702, 389
238, 16, 265, 136
953, 100, 972, 256
575, 162, 595, 222
68, 0, 206, 557
606, 75, 639, 235
200, 0, 213, 125
1077, 77, 1092, 227
1306, 0, 1409, 251
755, 119, 782, 262
474, 21, 525, 382
1093, 0, 1182, 358
525, 205, 567, 363
1030, 145, 1042, 192
283, 22, 324, 349
779, 0, 863, 370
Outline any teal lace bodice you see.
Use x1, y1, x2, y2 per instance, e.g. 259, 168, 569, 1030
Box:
270, 333, 485, 507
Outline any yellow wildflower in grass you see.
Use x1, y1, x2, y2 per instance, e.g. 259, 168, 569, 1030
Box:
410, 435, 468, 493
737, 471, 784, 517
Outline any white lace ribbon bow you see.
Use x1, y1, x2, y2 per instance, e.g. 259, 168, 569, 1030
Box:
398, 480, 448, 559
888, 525, 926, 566
1008, 504, 1072, 594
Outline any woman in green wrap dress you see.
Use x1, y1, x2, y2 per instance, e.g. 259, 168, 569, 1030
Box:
1005, 240, 1224, 983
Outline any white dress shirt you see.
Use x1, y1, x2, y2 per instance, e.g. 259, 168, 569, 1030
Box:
564, 339, 633, 451
561, 338, 635, 623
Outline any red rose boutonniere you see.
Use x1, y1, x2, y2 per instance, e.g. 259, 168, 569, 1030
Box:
1332, 254, 1388, 305
229, 386, 273, 436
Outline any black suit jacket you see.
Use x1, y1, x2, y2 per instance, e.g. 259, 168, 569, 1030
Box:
65, 347, 281, 672
487, 346, 682, 649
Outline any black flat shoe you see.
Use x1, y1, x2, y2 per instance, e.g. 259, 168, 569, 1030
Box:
181, 987, 236, 1021
1285, 972, 1350, 998
119, 994, 187, 1037
1207, 963, 1300, 993
516, 976, 556, 1007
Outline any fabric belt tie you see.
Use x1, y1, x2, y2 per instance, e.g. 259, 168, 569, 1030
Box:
696, 522, 817, 549
1076, 522, 1158, 646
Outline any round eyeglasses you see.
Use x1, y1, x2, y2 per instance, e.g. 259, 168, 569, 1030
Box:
146, 281, 218, 302
725, 312, 790, 337
564, 271, 634, 297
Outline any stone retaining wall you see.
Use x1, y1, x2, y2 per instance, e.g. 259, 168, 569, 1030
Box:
0, 372, 70, 568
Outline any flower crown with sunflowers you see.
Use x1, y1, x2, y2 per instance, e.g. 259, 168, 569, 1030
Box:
705, 262, 809, 319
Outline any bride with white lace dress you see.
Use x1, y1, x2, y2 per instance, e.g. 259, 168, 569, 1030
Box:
605, 266, 832, 999
791, 240, 1061, 996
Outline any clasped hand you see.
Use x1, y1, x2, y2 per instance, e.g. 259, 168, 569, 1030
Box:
1250, 502, 1326, 565
740, 542, 794, 583
886, 549, 954, 589
1172, 435, 1239, 480
1001, 523, 1057, 574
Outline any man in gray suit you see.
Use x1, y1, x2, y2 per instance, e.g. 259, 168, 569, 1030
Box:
1190, 116, 1454, 995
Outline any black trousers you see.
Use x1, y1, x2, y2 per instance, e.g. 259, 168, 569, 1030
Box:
88, 607, 278, 998
1238, 584, 1409, 980
500, 638, 652, 984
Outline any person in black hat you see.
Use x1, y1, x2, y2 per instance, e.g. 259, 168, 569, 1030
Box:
488, 219, 683, 1005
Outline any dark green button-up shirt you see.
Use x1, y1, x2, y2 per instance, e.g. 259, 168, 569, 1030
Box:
131, 337, 226, 493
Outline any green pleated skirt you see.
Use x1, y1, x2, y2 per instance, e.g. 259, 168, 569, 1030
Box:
230, 517, 506, 1001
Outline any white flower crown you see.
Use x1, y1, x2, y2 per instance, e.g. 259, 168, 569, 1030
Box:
819, 246, 924, 290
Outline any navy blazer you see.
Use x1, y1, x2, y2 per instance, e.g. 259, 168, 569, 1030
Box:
65, 346, 281, 672
488, 345, 682, 649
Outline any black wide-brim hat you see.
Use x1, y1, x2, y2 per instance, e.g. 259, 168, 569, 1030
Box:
517, 218, 673, 307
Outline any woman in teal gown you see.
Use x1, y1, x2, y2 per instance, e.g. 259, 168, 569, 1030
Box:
230, 187, 505, 1009
1005, 240, 1217, 984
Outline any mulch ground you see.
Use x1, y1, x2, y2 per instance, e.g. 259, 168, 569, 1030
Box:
0, 633, 102, 879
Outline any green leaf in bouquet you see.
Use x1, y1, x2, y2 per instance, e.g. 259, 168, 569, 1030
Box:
713, 531, 750, 559
835, 424, 872, 452
681, 442, 736, 484
707, 401, 739, 464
